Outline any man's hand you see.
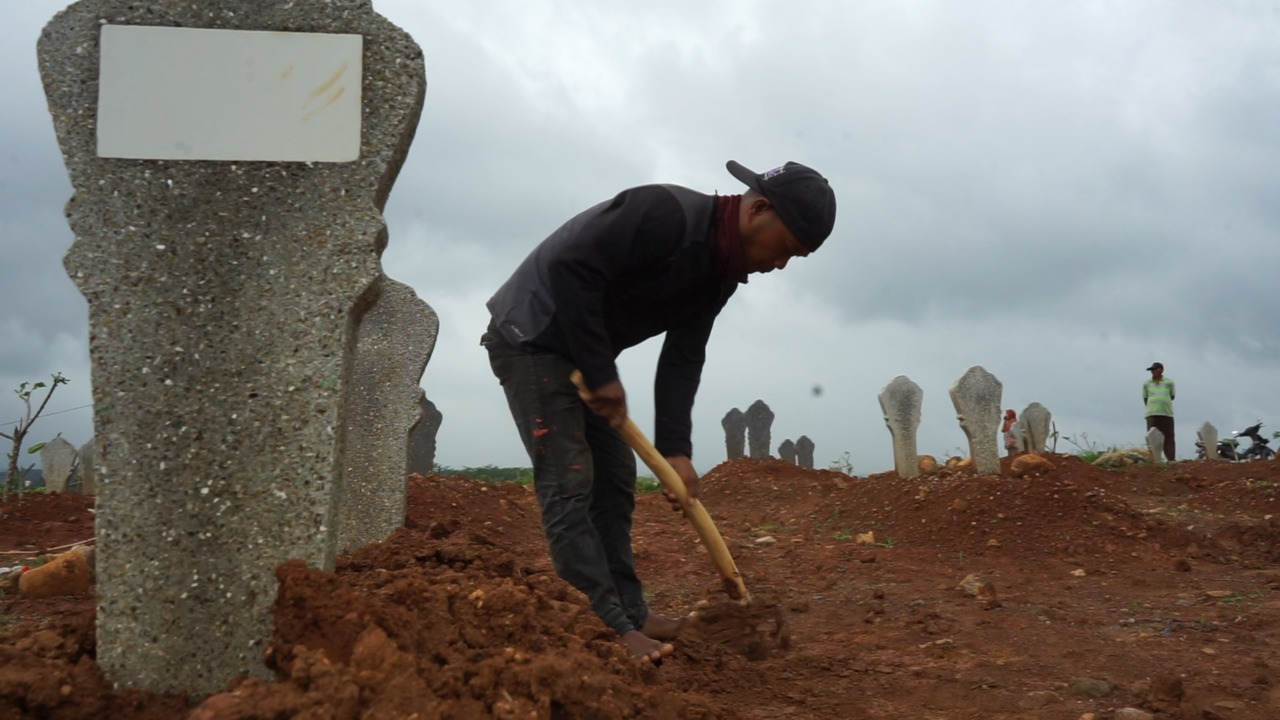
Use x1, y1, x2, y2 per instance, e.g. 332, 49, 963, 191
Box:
662, 455, 699, 513
579, 378, 628, 429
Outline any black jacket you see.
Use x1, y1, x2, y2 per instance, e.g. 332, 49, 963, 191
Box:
487, 184, 739, 457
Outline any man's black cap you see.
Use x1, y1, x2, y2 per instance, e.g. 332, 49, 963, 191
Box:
726, 160, 837, 251
1147, 362, 1164, 371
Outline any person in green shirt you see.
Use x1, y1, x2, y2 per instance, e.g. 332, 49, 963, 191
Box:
1143, 362, 1176, 460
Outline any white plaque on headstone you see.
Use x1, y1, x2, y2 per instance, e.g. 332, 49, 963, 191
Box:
97, 25, 362, 162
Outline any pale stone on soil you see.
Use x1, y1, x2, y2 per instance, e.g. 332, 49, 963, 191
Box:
1093, 449, 1150, 468
878, 376, 923, 478
39, 0, 425, 695
722, 408, 746, 460
795, 435, 815, 469
1020, 402, 1052, 453
1011, 454, 1054, 477
919, 454, 939, 475
1113, 709, 1155, 720
18, 551, 92, 597
745, 400, 774, 460
337, 277, 437, 554
948, 366, 1003, 475
1146, 427, 1166, 463
1018, 691, 1062, 710
39, 437, 77, 493
957, 573, 998, 601
1068, 677, 1116, 698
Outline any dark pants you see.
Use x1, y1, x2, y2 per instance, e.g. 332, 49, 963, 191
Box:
1146, 415, 1176, 461
482, 330, 647, 636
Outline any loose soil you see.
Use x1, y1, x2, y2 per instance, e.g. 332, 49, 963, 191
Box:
2, 455, 1279, 719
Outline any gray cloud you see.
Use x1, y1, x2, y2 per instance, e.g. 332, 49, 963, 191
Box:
4, 1, 1280, 473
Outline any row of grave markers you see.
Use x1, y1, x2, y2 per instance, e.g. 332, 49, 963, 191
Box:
721, 402, 816, 468
720, 368, 1056, 477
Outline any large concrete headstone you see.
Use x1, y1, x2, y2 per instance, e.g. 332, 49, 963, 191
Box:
745, 400, 774, 460
1012, 419, 1029, 453
39, 0, 426, 694
76, 439, 97, 495
795, 435, 815, 469
1198, 422, 1219, 461
778, 439, 796, 465
948, 366, 1003, 475
39, 437, 78, 493
337, 277, 437, 554
722, 408, 746, 460
878, 376, 923, 478
407, 395, 444, 476
1020, 402, 1052, 454
1146, 427, 1166, 463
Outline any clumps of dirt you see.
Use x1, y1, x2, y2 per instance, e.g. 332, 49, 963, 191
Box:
187, 482, 731, 720
683, 594, 789, 661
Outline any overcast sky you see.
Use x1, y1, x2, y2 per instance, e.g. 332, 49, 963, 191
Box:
4, 1, 1280, 476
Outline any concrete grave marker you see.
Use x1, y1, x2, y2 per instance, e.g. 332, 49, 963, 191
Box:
878, 376, 923, 478
39, 0, 426, 695
1198, 422, 1219, 461
948, 366, 1003, 475
795, 435, 815, 469
721, 408, 745, 461
1020, 402, 1053, 454
39, 437, 78, 493
1146, 427, 1166, 463
77, 439, 97, 495
408, 395, 444, 476
745, 400, 775, 460
337, 277, 438, 554
778, 439, 796, 465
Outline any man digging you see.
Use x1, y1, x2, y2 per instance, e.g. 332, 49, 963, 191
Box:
482, 160, 837, 662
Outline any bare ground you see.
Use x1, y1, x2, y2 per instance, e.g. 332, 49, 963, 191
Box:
2, 454, 1279, 719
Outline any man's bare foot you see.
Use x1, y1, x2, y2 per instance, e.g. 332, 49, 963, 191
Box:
620, 630, 675, 664
641, 613, 691, 641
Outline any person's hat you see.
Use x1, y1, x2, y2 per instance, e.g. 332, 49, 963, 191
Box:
726, 160, 837, 251
1146, 362, 1164, 371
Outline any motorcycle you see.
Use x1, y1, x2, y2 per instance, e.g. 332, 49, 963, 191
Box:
1195, 418, 1274, 461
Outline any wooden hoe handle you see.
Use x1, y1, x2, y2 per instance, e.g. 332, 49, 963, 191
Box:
570, 371, 750, 602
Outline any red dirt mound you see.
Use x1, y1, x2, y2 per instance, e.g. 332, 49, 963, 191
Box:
3, 456, 1280, 719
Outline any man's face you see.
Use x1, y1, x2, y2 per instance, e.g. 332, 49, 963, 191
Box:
741, 200, 810, 274
1151, 367, 1163, 380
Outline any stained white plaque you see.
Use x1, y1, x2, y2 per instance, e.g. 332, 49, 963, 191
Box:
97, 25, 362, 162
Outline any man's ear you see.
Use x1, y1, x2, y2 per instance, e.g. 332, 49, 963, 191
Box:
747, 194, 772, 217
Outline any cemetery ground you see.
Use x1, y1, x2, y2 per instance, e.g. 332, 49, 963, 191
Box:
2, 455, 1279, 719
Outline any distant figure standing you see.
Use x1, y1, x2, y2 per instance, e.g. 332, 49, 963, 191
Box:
1002, 409, 1019, 457
1143, 362, 1176, 461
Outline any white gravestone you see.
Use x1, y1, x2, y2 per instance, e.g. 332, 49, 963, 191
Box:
948, 366, 1003, 475
1197, 422, 1219, 461
1020, 402, 1053, 454
39, 437, 79, 493
878, 376, 923, 478
77, 439, 97, 495
1147, 427, 1166, 463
